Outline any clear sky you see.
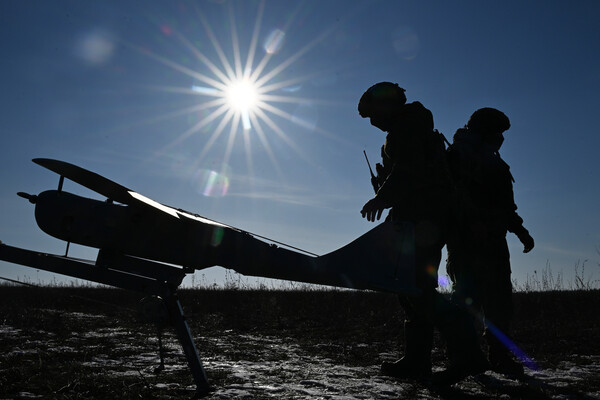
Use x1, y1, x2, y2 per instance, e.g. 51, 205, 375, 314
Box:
1, 0, 599, 290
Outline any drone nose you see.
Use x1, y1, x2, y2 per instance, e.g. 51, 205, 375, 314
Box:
17, 192, 38, 204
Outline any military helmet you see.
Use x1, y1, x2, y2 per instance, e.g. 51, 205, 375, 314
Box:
467, 108, 510, 134
358, 82, 406, 118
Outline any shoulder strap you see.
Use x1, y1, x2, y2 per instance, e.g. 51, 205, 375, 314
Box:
435, 129, 452, 149
495, 152, 515, 183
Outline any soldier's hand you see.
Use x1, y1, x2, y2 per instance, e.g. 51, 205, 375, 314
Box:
361, 196, 387, 222
517, 230, 534, 253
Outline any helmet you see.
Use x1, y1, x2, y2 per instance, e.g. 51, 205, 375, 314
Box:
358, 82, 406, 118
467, 108, 510, 134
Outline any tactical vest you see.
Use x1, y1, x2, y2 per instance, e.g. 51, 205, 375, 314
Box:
377, 102, 453, 221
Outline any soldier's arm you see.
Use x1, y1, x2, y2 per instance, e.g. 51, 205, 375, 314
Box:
360, 159, 406, 222
507, 207, 534, 253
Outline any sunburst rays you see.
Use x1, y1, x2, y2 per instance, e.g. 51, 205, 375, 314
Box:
120, 0, 343, 197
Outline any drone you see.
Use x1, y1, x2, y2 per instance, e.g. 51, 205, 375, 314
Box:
0, 158, 416, 396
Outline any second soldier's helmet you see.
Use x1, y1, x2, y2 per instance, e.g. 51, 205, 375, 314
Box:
467, 108, 510, 134
358, 82, 406, 118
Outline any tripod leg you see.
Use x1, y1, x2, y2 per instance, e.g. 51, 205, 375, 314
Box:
154, 327, 165, 373
164, 293, 210, 396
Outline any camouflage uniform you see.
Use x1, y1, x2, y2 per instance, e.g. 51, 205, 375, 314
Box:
376, 101, 452, 291
359, 84, 488, 382
446, 119, 533, 375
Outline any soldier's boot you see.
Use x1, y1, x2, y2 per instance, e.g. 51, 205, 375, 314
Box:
432, 340, 489, 386
432, 315, 489, 386
381, 320, 433, 380
485, 330, 524, 376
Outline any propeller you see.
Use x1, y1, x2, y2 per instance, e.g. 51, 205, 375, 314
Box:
17, 192, 37, 204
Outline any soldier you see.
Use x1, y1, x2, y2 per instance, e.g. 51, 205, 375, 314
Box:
446, 108, 534, 376
358, 82, 488, 384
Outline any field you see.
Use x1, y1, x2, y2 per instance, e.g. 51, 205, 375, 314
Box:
1, 286, 599, 399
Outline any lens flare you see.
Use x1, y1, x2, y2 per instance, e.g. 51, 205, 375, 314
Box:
437, 274, 450, 287
191, 169, 230, 197
210, 227, 225, 247
485, 321, 539, 371
391, 26, 420, 60
459, 293, 539, 371
76, 29, 115, 66
264, 29, 285, 54
425, 264, 436, 277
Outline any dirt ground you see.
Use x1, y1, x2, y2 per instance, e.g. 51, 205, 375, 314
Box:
1, 287, 599, 399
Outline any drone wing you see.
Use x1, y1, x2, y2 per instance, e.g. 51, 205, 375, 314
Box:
33, 158, 134, 204
33, 158, 190, 219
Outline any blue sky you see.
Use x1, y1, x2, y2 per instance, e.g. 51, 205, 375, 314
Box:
1, 0, 599, 289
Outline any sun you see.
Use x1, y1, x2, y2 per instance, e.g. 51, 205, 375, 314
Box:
226, 78, 259, 114
225, 77, 260, 131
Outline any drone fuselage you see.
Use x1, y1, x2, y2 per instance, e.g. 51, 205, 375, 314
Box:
30, 186, 415, 293
33, 190, 319, 280
34, 190, 225, 269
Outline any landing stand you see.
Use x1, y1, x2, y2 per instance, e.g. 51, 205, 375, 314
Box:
164, 292, 210, 396
0, 243, 211, 396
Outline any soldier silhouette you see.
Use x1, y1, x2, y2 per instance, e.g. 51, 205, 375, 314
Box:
358, 82, 489, 384
446, 108, 534, 376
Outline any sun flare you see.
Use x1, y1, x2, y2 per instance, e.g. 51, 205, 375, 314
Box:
226, 78, 259, 114
224, 77, 260, 131
132, 0, 336, 182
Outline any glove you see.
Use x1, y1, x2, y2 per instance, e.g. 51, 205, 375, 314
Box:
361, 196, 388, 222
515, 227, 534, 253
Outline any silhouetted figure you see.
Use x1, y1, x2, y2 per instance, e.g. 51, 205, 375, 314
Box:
358, 82, 489, 383
446, 108, 534, 376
